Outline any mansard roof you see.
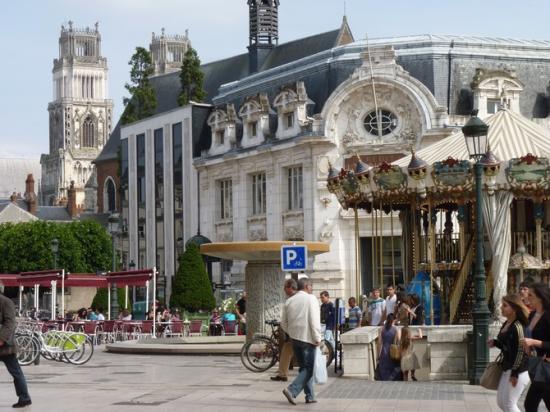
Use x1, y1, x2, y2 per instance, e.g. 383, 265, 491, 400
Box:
96, 27, 346, 163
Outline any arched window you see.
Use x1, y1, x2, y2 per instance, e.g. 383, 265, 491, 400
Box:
103, 177, 116, 212
82, 117, 95, 147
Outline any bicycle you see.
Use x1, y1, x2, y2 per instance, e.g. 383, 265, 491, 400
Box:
240, 320, 334, 373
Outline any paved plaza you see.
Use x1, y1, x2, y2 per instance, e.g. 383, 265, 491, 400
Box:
0, 347, 529, 412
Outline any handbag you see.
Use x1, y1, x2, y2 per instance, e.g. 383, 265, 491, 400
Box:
528, 355, 550, 384
389, 332, 401, 361
313, 347, 327, 385
480, 354, 503, 390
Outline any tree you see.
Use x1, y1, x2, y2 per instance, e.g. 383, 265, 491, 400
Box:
0, 221, 110, 273
178, 46, 206, 106
121, 47, 157, 124
170, 243, 215, 312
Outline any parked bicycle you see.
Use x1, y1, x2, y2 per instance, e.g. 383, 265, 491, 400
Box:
240, 319, 334, 373
15, 320, 94, 366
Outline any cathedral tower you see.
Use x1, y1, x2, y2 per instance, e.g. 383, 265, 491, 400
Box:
150, 28, 191, 77
247, 0, 279, 73
41, 22, 113, 208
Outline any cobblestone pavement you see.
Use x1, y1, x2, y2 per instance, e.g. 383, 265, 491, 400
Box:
0, 348, 543, 411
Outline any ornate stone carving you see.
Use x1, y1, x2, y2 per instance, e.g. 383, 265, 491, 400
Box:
284, 225, 304, 241
319, 219, 335, 242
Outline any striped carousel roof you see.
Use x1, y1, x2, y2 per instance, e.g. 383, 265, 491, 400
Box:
395, 109, 550, 166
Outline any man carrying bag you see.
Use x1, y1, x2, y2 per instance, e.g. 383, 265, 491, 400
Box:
0, 287, 32, 408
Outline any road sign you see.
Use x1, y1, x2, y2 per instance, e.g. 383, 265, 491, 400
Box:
281, 245, 308, 271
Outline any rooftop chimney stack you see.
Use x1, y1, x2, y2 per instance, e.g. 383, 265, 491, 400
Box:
24, 174, 37, 215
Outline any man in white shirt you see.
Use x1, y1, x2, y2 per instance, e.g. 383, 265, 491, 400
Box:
385, 285, 397, 319
368, 288, 386, 326
281, 278, 322, 405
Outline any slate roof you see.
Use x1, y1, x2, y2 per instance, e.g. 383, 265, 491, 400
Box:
95, 28, 343, 163
35, 206, 71, 221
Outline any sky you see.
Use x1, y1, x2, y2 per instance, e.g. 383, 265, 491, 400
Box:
1, 0, 549, 158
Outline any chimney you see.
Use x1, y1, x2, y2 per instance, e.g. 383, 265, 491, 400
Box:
67, 181, 78, 218
24, 174, 37, 215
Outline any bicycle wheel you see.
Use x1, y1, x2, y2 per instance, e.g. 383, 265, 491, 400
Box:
63, 334, 94, 365
15, 333, 40, 366
321, 339, 334, 368
245, 336, 278, 372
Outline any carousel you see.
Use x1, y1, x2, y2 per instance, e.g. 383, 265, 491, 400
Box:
327, 108, 550, 324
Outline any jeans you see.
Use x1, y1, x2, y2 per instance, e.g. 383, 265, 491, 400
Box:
1, 354, 31, 402
496, 370, 529, 412
288, 340, 316, 401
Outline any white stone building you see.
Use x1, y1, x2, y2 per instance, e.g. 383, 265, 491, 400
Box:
41, 22, 113, 209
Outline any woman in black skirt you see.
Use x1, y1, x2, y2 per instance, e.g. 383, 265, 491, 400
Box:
522, 283, 550, 412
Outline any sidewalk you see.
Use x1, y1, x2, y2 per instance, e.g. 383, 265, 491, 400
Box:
3, 349, 540, 412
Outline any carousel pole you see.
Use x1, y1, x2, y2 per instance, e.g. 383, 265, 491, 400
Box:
428, 199, 435, 325
412, 198, 418, 275
390, 200, 396, 288
379, 202, 384, 290
370, 204, 378, 294
354, 207, 362, 302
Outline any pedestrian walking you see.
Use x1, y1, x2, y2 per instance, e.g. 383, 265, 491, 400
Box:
347, 297, 362, 330
367, 288, 386, 326
376, 313, 402, 381
385, 285, 397, 317
320, 291, 335, 351
488, 294, 530, 412
521, 284, 550, 412
400, 326, 422, 381
271, 279, 297, 382
0, 287, 32, 408
281, 278, 322, 405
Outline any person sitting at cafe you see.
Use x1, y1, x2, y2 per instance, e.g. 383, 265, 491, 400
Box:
87, 307, 98, 321
76, 308, 88, 320
209, 310, 223, 336
119, 309, 132, 321
96, 308, 105, 321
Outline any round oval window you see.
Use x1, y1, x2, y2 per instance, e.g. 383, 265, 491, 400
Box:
363, 110, 398, 136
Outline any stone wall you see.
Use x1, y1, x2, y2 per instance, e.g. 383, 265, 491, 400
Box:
341, 325, 501, 380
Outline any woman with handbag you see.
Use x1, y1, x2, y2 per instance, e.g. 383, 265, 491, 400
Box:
522, 283, 550, 412
376, 313, 402, 381
488, 294, 530, 412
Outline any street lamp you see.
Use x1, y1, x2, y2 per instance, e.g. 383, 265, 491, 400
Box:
108, 213, 120, 320
51, 238, 59, 269
462, 110, 491, 385
129, 260, 136, 303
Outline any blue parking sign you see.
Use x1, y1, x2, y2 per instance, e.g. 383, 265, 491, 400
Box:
281, 245, 308, 271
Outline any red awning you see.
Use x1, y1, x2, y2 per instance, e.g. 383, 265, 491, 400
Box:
63, 273, 107, 288
0, 274, 19, 287
17, 270, 63, 287
105, 269, 154, 286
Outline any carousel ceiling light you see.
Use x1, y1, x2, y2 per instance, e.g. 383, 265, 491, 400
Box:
462, 109, 489, 161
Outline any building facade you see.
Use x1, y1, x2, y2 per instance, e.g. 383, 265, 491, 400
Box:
41, 22, 113, 209
99, 1, 550, 301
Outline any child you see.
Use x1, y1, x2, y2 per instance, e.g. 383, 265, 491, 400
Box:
400, 326, 422, 381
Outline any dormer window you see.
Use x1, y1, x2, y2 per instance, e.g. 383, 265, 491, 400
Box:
273, 81, 313, 140
285, 112, 294, 129
250, 122, 258, 137
238, 94, 271, 148
207, 104, 238, 156
471, 69, 524, 117
216, 130, 225, 145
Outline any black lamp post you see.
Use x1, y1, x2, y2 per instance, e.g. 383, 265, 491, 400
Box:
108, 213, 120, 320
462, 110, 491, 385
129, 260, 136, 303
51, 238, 59, 269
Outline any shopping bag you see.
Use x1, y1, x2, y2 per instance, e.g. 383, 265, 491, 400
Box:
314, 347, 327, 384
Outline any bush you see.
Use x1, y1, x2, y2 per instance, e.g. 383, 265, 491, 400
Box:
170, 243, 215, 312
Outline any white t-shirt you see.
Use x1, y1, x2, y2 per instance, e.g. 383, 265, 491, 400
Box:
368, 298, 386, 326
385, 294, 397, 316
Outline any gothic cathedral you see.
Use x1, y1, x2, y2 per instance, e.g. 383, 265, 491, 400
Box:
40, 22, 113, 209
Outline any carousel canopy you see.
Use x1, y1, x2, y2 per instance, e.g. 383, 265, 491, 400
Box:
396, 109, 550, 166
